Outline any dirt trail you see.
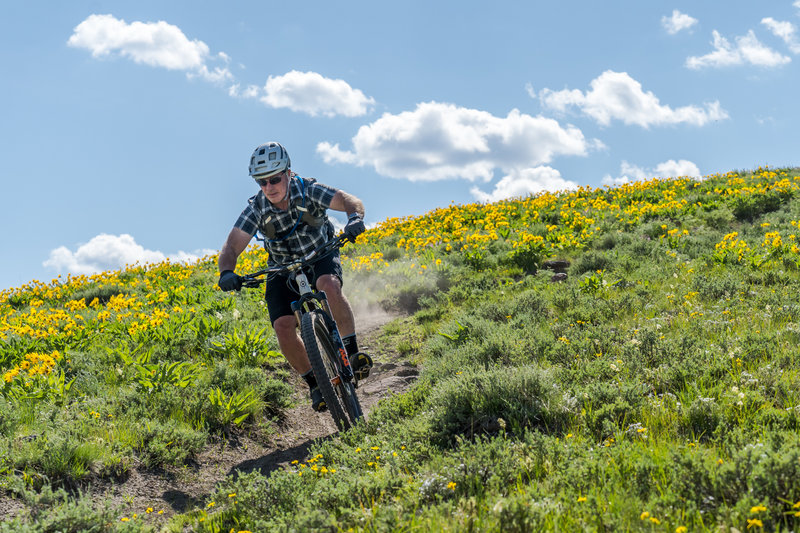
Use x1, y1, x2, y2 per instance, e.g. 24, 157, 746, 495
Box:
0, 309, 417, 526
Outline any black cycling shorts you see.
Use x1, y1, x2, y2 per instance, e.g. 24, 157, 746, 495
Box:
265, 251, 343, 324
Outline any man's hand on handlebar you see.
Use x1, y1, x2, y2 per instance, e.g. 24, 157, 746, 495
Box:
344, 213, 365, 242
218, 270, 243, 291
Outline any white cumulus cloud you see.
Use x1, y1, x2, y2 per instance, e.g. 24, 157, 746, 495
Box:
260, 70, 375, 117
662, 10, 698, 35
317, 101, 593, 182
602, 159, 701, 186
67, 14, 232, 83
228, 83, 261, 99
539, 71, 728, 128
43, 233, 214, 276
762, 17, 800, 54
686, 29, 791, 69
470, 166, 578, 203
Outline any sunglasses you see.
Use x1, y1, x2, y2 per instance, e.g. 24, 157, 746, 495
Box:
256, 173, 284, 187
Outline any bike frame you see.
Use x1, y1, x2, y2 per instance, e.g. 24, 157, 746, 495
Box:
287, 268, 355, 383
241, 235, 357, 386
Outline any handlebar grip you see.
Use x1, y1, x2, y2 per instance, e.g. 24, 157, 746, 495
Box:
241, 278, 265, 289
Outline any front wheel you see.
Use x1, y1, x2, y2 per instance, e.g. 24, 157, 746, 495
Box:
300, 311, 363, 431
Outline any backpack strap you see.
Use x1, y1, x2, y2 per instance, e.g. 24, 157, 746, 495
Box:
266, 176, 307, 243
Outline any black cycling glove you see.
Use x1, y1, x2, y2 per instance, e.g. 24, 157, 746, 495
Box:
218, 270, 243, 292
344, 213, 366, 242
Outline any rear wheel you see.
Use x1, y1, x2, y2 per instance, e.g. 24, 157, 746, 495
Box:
300, 311, 362, 431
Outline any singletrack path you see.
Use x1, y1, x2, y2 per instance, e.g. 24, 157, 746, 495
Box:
90, 308, 416, 526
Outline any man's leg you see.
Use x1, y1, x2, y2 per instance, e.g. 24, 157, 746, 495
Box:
272, 315, 310, 374
273, 315, 326, 412
316, 274, 355, 337
317, 274, 372, 379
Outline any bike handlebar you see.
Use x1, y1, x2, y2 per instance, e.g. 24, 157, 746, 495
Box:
240, 233, 351, 288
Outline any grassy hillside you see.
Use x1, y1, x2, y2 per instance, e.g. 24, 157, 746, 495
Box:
2, 167, 800, 531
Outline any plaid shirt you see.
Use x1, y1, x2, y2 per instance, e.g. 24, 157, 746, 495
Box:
234, 175, 338, 265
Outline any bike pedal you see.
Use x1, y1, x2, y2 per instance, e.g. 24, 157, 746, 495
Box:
352, 352, 373, 381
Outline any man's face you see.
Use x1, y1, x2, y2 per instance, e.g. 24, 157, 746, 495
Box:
258, 170, 288, 204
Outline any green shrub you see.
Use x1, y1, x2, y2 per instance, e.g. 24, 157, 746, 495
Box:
569, 251, 615, 276
427, 365, 570, 445
579, 381, 645, 440
596, 231, 631, 250
368, 380, 432, 425
717, 433, 800, 525
731, 191, 784, 221
698, 204, 735, 230
419, 435, 540, 505
692, 272, 742, 301
69, 284, 124, 307
137, 418, 206, 467
0, 485, 142, 533
505, 239, 548, 273
0, 396, 20, 436
381, 270, 450, 313
444, 270, 505, 305
682, 396, 722, 440
3, 403, 130, 487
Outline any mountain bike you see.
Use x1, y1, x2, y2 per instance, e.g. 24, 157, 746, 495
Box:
241, 234, 364, 432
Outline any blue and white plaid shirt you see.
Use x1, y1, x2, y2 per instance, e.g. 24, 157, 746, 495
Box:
234, 175, 338, 265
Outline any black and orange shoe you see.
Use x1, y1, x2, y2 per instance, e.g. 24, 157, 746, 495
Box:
310, 386, 326, 412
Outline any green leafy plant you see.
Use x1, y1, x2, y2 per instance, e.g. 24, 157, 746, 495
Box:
2, 369, 75, 407
211, 326, 280, 367
436, 320, 469, 344
207, 387, 259, 427
133, 360, 200, 393
506, 238, 548, 273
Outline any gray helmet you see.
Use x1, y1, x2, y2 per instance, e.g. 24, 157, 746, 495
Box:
249, 142, 291, 178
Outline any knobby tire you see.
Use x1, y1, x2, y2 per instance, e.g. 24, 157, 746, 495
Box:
312, 313, 363, 424
300, 311, 362, 431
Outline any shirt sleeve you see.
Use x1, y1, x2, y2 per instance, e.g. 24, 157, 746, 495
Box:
306, 180, 337, 209
233, 195, 261, 236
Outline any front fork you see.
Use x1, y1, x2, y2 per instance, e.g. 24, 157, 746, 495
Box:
292, 292, 354, 382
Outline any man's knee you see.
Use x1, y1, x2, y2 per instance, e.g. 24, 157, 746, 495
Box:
316, 274, 342, 296
273, 315, 297, 340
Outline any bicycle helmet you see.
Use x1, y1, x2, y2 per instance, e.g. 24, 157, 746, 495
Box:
249, 142, 291, 179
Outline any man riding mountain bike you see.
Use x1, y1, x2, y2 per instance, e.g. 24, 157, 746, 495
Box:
217, 141, 373, 412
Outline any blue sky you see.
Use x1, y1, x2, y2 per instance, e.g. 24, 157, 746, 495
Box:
2, 1, 800, 290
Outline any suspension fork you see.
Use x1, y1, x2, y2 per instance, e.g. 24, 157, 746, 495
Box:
291, 291, 354, 382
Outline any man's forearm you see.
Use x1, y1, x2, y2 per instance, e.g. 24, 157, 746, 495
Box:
218, 246, 238, 273
218, 228, 252, 273
335, 191, 365, 217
